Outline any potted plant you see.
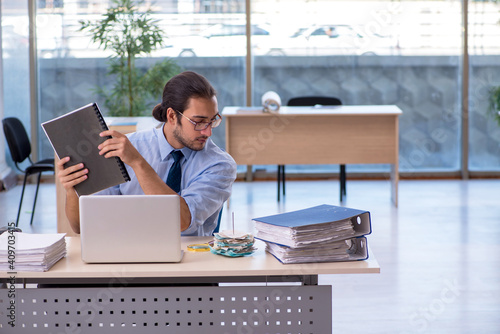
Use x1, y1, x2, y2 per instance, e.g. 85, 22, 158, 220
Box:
490, 86, 500, 125
80, 0, 181, 117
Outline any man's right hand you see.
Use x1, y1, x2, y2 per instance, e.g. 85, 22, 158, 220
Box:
57, 156, 88, 192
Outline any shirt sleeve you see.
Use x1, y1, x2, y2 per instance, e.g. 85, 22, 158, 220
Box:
181, 157, 237, 236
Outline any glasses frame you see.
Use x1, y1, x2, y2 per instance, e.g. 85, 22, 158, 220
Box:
174, 110, 222, 131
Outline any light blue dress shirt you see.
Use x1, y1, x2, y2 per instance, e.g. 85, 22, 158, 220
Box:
96, 124, 237, 236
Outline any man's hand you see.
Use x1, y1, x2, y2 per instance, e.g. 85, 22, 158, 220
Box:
98, 130, 143, 167
57, 157, 88, 192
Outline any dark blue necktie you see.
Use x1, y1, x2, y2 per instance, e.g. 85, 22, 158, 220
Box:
166, 150, 183, 193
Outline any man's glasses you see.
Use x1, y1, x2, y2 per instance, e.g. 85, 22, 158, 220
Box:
175, 110, 222, 131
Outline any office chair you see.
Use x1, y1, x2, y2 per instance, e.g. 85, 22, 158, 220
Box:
2, 117, 55, 226
278, 96, 346, 202
213, 206, 223, 235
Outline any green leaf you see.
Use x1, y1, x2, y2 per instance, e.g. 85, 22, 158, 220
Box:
489, 86, 500, 126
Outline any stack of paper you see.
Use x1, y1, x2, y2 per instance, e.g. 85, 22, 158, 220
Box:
209, 230, 256, 257
0, 232, 66, 272
253, 204, 372, 264
255, 217, 355, 248
264, 236, 369, 264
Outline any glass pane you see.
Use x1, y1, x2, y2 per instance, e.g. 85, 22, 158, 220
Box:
37, 0, 246, 159
468, 1, 500, 171
1, 0, 31, 139
252, 0, 462, 174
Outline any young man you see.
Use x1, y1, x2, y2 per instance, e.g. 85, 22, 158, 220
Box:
57, 71, 237, 236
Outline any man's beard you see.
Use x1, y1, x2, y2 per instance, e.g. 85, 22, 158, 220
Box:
173, 126, 208, 151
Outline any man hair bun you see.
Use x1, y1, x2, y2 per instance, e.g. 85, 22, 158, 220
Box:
152, 103, 166, 122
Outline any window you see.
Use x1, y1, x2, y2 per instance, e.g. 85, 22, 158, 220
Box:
252, 0, 463, 174
468, 1, 500, 171
34, 0, 246, 159
2, 0, 500, 176
1, 0, 31, 145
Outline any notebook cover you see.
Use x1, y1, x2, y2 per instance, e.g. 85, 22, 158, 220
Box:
42, 103, 130, 196
253, 204, 369, 228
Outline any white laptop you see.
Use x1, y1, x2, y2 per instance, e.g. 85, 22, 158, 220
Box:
79, 195, 183, 263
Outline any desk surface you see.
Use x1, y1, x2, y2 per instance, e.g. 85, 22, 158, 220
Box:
222, 105, 403, 116
1, 237, 380, 280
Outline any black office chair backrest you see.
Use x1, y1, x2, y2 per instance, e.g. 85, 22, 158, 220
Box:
287, 96, 342, 107
2, 117, 32, 164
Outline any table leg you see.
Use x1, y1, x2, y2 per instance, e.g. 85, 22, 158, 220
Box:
390, 163, 399, 207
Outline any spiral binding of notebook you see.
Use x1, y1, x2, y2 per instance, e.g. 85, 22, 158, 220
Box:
92, 103, 131, 183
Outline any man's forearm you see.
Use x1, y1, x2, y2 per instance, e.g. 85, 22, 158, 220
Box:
65, 189, 81, 234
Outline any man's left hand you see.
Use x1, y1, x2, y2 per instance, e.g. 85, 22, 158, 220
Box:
98, 130, 143, 167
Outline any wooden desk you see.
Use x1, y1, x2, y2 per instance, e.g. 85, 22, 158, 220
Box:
1, 237, 379, 333
223, 105, 402, 206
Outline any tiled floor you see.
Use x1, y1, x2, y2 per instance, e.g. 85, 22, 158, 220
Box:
1, 178, 499, 333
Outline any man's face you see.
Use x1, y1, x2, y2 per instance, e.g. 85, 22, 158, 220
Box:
172, 96, 219, 151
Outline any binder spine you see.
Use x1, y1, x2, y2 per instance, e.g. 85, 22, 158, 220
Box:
93, 103, 131, 182
119, 162, 131, 181
93, 102, 110, 131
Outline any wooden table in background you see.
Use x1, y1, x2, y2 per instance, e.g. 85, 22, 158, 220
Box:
223, 105, 402, 206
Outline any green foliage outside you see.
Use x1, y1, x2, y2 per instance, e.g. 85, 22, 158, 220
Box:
489, 86, 500, 126
489, 7, 500, 125
80, 0, 181, 117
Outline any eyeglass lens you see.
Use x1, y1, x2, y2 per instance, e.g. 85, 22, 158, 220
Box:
194, 116, 221, 130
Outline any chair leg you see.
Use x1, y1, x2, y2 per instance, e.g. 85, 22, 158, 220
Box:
30, 172, 42, 225
340, 164, 346, 202
277, 165, 286, 201
277, 165, 281, 202
281, 165, 285, 196
16, 173, 29, 227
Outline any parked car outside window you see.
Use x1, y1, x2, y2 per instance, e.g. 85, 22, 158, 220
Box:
258, 24, 399, 56
155, 23, 274, 57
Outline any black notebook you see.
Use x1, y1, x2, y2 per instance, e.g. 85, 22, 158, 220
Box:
42, 103, 130, 196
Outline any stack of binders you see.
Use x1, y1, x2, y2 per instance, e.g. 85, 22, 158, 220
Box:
253, 204, 372, 264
